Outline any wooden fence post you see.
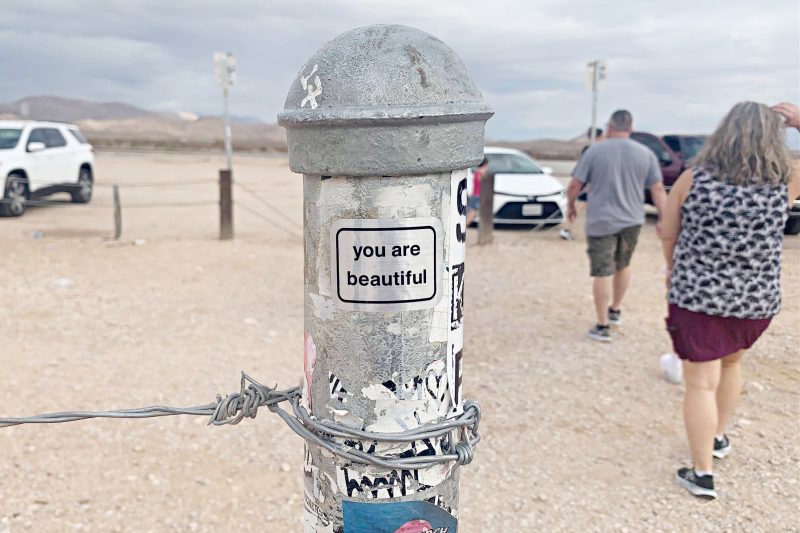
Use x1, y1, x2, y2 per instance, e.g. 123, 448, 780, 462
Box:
477, 173, 494, 245
219, 169, 233, 240
113, 185, 122, 240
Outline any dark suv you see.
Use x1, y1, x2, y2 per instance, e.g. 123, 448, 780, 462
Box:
631, 132, 706, 190
632, 131, 799, 235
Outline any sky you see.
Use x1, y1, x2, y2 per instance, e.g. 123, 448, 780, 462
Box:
1, 0, 798, 141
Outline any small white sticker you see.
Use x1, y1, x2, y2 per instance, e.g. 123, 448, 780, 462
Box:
330, 218, 443, 312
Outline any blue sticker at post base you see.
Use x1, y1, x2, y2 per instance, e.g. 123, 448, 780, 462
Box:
343, 500, 456, 533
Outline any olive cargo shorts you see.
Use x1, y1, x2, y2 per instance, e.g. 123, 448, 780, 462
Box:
587, 225, 642, 277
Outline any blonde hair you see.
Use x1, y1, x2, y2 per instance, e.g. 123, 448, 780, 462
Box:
696, 101, 792, 186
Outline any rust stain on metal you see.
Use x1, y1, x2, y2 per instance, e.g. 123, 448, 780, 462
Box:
417, 67, 429, 88
404, 45, 429, 88
405, 45, 421, 64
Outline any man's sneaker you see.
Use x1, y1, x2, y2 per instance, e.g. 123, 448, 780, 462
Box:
675, 467, 717, 499
587, 324, 611, 342
713, 435, 732, 459
608, 308, 622, 325
559, 229, 574, 241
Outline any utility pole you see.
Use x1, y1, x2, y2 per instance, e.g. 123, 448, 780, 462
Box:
214, 52, 236, 240
223, 85, 232, 171
279, 24, 492, 533
214, 52, 236, 171
586, 60, 606, 144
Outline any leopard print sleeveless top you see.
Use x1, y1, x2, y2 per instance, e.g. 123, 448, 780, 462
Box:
668, 167, 788, 319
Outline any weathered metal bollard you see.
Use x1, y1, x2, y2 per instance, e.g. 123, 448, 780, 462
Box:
278, 24, 492, 532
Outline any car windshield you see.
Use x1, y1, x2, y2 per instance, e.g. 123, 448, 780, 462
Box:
0, 128, 22, 149
486, 153, 543, 174
69, 128, 89, 144
679, 136, 706, 160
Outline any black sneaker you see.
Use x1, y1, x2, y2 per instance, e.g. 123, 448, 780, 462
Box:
587, 324, 611, 342
675, 467, 717, 499
608, 308, 621, 325
713, 435, 732, 459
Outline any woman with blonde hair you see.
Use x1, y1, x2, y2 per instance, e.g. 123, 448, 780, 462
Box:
660, 101, 800, 499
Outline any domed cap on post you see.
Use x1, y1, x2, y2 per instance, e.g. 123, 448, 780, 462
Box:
278, 24, 493, 177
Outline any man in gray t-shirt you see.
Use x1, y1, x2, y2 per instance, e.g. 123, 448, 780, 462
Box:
566, 110, 667, 342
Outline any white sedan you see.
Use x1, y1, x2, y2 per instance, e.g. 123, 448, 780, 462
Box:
468, 147, 566, 226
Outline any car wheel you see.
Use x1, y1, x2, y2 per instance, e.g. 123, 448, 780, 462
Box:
785, 217, 800, 236
71, 167, 93, 204
0, 173, 28, 217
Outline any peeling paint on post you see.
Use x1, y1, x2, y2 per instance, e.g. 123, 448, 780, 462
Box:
278, 24, 492, 533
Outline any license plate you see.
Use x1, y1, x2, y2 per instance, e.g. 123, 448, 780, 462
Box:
522, 203, 543, 216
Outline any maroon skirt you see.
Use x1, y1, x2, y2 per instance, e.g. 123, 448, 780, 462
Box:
666, 304, 772, 362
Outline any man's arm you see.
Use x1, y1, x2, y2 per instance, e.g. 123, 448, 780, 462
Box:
566, 177, 584, 223
643, 152, 666, 234
569, 150, 592, 223
649, 181, 667, 234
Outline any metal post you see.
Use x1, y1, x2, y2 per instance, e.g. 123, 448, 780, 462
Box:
219, 169, 233, 240
590, 61, 598, 144
113, 185, 121, 240
223, 86, 232, 172
214, 52, 236, 172
477, 173, 494, 245
279, 25, 492, 532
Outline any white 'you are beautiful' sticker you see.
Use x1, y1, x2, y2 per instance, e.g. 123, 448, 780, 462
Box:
330, 217, 444, 312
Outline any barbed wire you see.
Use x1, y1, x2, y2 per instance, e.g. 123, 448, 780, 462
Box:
0, 373, 480, 469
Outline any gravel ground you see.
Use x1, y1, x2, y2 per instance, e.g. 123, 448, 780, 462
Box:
0, 152, 798, 532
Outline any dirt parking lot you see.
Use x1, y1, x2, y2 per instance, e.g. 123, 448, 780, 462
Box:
1, 152, 798, 532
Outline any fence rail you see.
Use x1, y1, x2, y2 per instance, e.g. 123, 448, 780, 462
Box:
1, 198, 218, 209
1, 171, 305, 241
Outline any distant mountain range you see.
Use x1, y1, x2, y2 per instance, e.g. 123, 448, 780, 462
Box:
0, 96, 265, 124
0, 95, 589, 158
0, 96, 287, 153
0, 96, 162, 122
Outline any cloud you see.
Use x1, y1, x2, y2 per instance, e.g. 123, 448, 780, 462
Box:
0, 0, 797, 140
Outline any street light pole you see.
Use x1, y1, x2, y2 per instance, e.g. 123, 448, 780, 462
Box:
587, 59, 606, 145
214, 52, 236, 240
223, 85, 232, 171
590, 61, 599, 144
214, 52, 236, 171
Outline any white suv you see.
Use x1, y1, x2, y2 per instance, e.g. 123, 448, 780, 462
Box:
0, 120, 95, 217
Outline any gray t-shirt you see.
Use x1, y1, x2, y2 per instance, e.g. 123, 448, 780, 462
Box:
573, 138, 661, 237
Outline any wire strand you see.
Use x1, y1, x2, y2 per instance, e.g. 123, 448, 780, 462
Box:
0, 199, 217, 209
233, 181, 303, 231
234, 200, 304, 240
0, 372, 481, 469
